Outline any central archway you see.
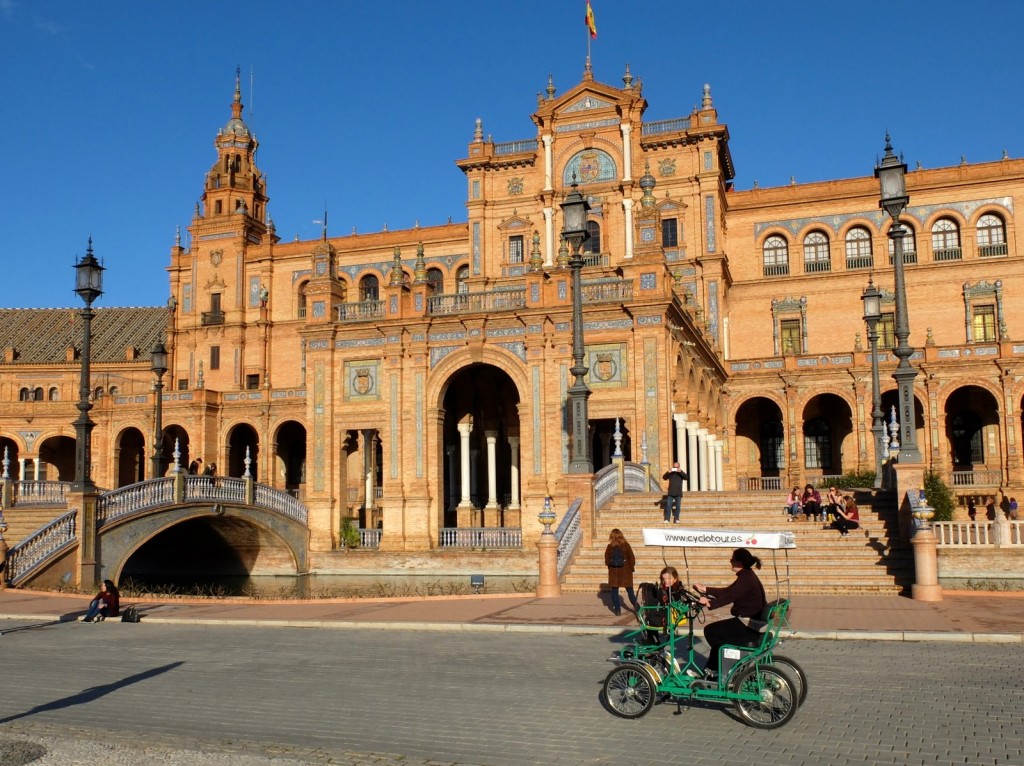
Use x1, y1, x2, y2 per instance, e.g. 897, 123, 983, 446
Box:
441, 363, 521, 529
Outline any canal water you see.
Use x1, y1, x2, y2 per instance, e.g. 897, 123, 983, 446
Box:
121, 573, 539, 599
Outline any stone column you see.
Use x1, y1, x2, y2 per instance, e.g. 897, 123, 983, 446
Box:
714, 439, 725, 492
18, 458, 26, 482
622, 197, 635, 260
457, 420, 473, 527
673, 414, 689, 490
508, 436, 521, 509
697, 428, 710, 492
445, 445, 458, 518
543, 207, 555, 267
911, 528, 942, 601
484, 431, 499, 526
686, 422, 699, 491
707, 436, 718, 491
542, 134, 553, 190
33, 459, 41, 481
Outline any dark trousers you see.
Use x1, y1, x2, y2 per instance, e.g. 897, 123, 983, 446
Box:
664, 494, 681, 521
609, 586, 638, 612
832, 517, 860, 534
704, 617, 761, 671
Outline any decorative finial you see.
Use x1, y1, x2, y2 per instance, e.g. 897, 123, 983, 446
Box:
753, 180, 759, 189
1003, 149, 1010, 160
413, 242, 427, 284
916, 160, 922, 170
639, 161, 656, 208
960, 155, 967, 165
790, 176, 796, 185
473, 118, 483, 142
175, 225, 181, 247
243, 446, 252, 478
172, 438, 181, 474
196, 360, 205, 389
612, 418, 623, 458
194, 202, 201, 218
583, 56, 593, 81
556, 237, 570, 269
622, 64, 633, 89
321, 206, 328, 241
546, 74, 555, 100
390, 246, 404, 286
702, 83, 712, 108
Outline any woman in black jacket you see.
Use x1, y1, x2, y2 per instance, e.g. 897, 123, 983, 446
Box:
695, 548, 767, 676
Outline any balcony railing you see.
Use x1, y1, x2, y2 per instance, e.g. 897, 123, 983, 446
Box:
427, 288, 526, 315
951, 470, 1002, 487
642, 117, 691, 135
582, 279, 632, 303
888, 250, 918, 265
582, 253, 610, 267
335, 300, 385, 322
763, 263, 789, 277
933, 247, 962, 262
494, 139, 535, 155
845, 255, 874, 270
979, 243, 1008, 258
438, 527, 522, 548
804, 259, 831, 273
201, 311, 225, 326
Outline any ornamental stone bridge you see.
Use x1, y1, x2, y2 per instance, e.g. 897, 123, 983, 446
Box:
1, 475, 309, 589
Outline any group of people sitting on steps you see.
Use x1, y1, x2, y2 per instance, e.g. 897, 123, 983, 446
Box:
785, 483, 860, 536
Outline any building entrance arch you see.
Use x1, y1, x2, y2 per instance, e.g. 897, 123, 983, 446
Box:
440, 363, 521, 529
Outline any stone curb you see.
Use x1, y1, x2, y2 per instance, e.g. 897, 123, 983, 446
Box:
3, 613, 1022, 642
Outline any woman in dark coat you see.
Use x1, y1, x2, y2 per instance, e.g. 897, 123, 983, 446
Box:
604, 528, 640, 616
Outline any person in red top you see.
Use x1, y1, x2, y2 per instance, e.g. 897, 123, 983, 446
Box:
82, 579, 120, 622
694, 548, 767, 676
832, 495, 861, 537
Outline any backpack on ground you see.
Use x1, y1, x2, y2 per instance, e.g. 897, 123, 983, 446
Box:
609, 545, 625, 568
121, 605, 141, 623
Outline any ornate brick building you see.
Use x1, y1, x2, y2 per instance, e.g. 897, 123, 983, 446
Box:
2, 65, 1022, 564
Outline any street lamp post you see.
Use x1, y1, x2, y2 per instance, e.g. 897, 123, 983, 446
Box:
150, 341, 168, 478
862, 278, 886, 489
561, 181, 593, 474
72, 239, 104, 492
875, 136, 922, 464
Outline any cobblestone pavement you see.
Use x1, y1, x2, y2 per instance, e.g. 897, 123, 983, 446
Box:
0, 620, 1021, 766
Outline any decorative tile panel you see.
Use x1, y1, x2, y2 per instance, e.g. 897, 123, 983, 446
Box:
531, 283, 540, 302
532, 365, 542, 474
430, 346, 459, 367
336, 337, 385, 348
313, 361, 325, 491
249, 276, 261, 307
343, 360, 381, 401
312, 301, 326, 317
390, 374, 399, 480
705, 196, 716, 253
640, 272, 657, 290
558, 280, 567, 300
498, 341, 526, 360
473, 222, 481, 274
586, 342, 627, 388
415, 372, 424, 478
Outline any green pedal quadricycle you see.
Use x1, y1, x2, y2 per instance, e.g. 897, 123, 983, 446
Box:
602, 527, 808, 729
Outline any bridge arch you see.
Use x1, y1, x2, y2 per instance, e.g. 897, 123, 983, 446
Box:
99, 502, 309, 586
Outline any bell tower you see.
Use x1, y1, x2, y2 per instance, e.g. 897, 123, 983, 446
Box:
199, 68, 268, 242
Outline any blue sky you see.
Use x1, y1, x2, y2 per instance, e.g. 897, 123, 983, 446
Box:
2, 1, 1022, 309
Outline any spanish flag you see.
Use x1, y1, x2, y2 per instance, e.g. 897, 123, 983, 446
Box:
585, 1, 597, 39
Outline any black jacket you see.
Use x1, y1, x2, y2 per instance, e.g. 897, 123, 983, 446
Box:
662, 468, 687, 495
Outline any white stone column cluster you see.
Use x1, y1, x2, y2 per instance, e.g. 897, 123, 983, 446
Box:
686, 422, 699, 490
484, 431, 498, 509
508, 436, 521, 509
457, 421, 472, 507
673, 414, 689, 491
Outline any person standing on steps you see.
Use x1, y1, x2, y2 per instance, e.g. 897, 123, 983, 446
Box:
604, 528, 640, 617
661, 462, 688, 523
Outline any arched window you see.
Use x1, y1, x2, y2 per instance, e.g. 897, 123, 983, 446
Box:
93, 387, 104, 400
33, 387, 43, 401
887, 221, 917, 265
762, 235, 789, 276
931, 218, 961, 260
19, 387, 31, 401
359, 274, 379, 302
844, 227, 873, 269
48, 387, 59, 401
425, 267, 444, 293
977, 213, 1008, 257
803, 418, 832, 470
584, 221, 601, 254
455, 265, 470, 294
108, 386, 119, 397
803, 231, 830, 272
297, 281, 308, 318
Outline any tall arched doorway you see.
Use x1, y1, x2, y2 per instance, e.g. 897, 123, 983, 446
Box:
801, 393, 853, 478
228, 423, 260, 479
733, 397, 786, 488
441, 364, 521, 528
274, 421, 307, 497
37, 435, 75, 481
115, 427, 146, 486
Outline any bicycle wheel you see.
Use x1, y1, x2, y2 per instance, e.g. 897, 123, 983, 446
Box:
603, 665, 656, 719
730, 665, 798, 730
769, 654, 808, 706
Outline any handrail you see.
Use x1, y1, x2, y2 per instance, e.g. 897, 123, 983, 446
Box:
556, 497, 583, 578
11, 480, 72, 507
7, 509, 78, 586
494, 139, 535, 155
427, 287, 526, 315
97, 477, 176, 526
642, 117, 691, 135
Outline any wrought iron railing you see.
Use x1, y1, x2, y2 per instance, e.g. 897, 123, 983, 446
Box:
7, 509, 78, 586
642, 117, 691, 135
845, 255, 874, 270
804, 260, 831, 273
763, 263, 789, 277
427, 287, 526, 315
889, 250, 918, 265
556, 497, 582, 578
438, 527, 522, 548
335, 300, 385, 321
933, 247, 962, 262
494, 139, 535, 155
979, 243, 1008, 258
12, 480, 71, 506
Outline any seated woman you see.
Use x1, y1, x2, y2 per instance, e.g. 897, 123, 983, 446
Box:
82, 579, 120, 623
784, 486, 802, 520
832, 495, 860, 537
824, 486, 844, 523
642, 566, 686, 644
801, 484, 822, 521
694, 548, 767, 677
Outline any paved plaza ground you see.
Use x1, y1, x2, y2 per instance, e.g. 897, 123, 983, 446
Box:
0, 605, 1021, 765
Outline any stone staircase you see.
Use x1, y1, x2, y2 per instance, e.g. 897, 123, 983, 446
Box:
1, 506, 66, 545
561, 490, 914, 595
